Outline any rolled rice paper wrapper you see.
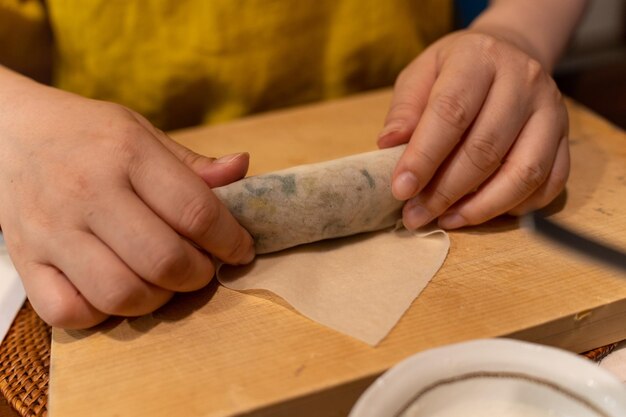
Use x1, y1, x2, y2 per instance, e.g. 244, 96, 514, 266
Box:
213, 144, 450, 345
213, 145, 406, 254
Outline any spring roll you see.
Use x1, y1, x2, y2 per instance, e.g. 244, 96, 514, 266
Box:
213, 145, 406, 254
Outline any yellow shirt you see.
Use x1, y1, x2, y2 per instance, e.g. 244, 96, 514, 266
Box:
1, 0, 452, 129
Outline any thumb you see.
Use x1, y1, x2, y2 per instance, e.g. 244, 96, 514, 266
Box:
128, 111, 249, 187
192, 152, 250, 188
163, 139, 250, 188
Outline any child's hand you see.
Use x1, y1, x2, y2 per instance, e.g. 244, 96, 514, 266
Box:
0, 71, 254, 328
379, 30, 569, 230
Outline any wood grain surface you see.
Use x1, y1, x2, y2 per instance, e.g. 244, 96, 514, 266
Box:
49, 90, 626, 417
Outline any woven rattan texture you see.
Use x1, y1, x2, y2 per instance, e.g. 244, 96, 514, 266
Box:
0, 302, 50, 417
583, 343, 619, 362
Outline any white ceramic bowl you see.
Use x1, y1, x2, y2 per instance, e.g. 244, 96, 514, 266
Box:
349, 339, 626, 417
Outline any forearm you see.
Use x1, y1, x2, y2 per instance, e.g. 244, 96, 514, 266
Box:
470, 0, 588, 71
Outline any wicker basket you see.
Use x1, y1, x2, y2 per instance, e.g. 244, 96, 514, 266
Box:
0, 302, 50, 417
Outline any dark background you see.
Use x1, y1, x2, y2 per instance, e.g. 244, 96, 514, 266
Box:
553, 0, 626, 129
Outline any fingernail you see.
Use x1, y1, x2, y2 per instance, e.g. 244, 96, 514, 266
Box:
392, 172, 419, 200
215, 152, 247, 164
439, 212, 467, 229
404, 205, 433, 230
377, 123, 404, 145
378, 122, 402, 137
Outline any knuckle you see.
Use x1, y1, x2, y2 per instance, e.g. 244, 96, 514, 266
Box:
147, 242, 193, 287
112, 122, 144, 151
536, 73, 560, 101
21, 207, 61, 238
180, 149, 205, 168
408, 146, 438, 171
475, 33, 499, 56
460, 33, 501, 65
179, 195, 220, 238
513, 162, 549, 196
109, 103, 143, 126
432, 187, 456, 209
108, 125, 145, 171
463, 135, 502, 174
431, 93, 470, 130
525, 57, 544, 84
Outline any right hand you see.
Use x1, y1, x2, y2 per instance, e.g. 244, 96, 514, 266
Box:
0, 72, 254, 328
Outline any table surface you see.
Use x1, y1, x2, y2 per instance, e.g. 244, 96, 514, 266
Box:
48, 90, 626, 417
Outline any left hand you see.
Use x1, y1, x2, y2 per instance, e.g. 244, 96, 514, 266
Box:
379, 30, 570, 230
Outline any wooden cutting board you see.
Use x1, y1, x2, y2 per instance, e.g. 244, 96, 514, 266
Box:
49, 90, 626, 417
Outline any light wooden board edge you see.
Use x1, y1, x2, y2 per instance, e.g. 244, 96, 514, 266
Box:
230, 298, 626, 417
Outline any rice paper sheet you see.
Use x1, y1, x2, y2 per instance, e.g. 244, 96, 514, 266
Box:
214, 146, 450, 345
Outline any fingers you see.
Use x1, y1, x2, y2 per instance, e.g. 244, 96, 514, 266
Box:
130, 111, 249, 187
86, 188, 216, 292
45, 230, 174, 317
7, 229, 107, 328
507, 135, 570, 216
386, 32, 570, 229
378, 50, 438, 149
438, 105, 568, 228
127, 139, 255, 265
391, 44, 496, 201
1, 90, 253, 330
126, 110, 253, 264
19, 262, 108, 329
401, 71, 531, 229
198, 152, 250, 188
16, 223, 180, 327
